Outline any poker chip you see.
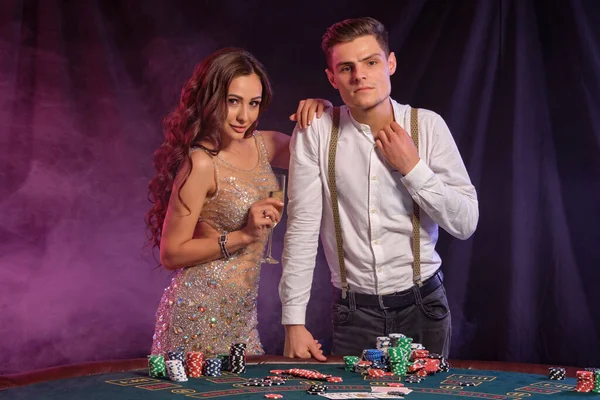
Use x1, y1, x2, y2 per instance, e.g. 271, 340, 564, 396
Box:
549, 367, 566, 380
575, 370, 595, 393
216, 354, 230, 371
185, 351, 204, 378
306, 383, 327, 395
203, 357, 222, 377
368, 368, 387, 378
264, 395, 283, 399
459, 381, 476, 386
167, 350, 185, 363
404, 375, 423, 383
364, 349, 384, 362
326, 376, 343, 382
439, 358, 451, 372
147, 354, 166, 378
412, 349, 429, 359
387, 382, 404, 387
166, 359, 188, 382
229, 343, 247, 374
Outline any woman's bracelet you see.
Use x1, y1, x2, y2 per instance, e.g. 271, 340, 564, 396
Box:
218, 233, 231, 259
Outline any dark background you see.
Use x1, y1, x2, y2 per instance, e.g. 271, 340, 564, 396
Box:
1, 0, 599, 374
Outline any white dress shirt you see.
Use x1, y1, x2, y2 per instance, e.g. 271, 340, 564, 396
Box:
279, 98, 479, 325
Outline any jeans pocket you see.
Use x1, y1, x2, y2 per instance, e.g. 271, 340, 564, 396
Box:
331, 303, 350, 325
419, 286, 450, 321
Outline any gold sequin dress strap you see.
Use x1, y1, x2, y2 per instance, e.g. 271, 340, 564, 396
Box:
253, 131, 271, 165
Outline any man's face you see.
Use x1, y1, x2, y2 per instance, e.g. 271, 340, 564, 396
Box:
326, 35, 396, 111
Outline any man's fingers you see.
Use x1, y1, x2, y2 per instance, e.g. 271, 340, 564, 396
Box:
390, 120, 404, 133
378, 129, 390, 145
309, 342, 327, 361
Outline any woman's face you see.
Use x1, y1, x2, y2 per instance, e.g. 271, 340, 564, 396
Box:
222, 73, 263, 141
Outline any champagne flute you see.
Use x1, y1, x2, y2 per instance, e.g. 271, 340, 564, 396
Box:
261, 173, 286, 264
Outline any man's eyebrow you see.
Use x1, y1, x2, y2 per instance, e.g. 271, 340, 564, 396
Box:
334, 53, 382, 69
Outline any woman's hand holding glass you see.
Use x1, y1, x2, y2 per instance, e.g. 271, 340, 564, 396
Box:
241, 197, 283, 243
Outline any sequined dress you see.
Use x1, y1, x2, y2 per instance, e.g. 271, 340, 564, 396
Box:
151, 132, 277, 357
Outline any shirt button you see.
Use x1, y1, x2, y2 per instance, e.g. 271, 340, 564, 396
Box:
370, 209, 377, 214
377, 267, 382, 272
373, 240, 379, 245
371, 175, 377, 181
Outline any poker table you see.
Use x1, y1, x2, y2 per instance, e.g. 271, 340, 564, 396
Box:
0, 356, 586, 399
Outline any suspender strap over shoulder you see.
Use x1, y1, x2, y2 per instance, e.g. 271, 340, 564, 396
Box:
410, 107, 422, 287
327, 107, 349, 298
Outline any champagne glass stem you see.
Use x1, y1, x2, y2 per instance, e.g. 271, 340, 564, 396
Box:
266, 227, 274, 259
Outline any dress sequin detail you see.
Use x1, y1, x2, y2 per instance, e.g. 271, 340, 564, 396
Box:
151, 132, 277, 357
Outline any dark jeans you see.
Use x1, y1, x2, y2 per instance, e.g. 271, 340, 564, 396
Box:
331, 279, 452, 358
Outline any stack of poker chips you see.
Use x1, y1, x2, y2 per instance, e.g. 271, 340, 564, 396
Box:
364, 349, 387, 370
548, 367, 566, 380
343, 355, 360, 371
354, 360, 372, 375
593, 371, 600, 394
268, 368, 343, 382
229, 343, 247, 374
411, 349, 429, 361
203, 358, 223, 377
147, 354, 166, 378
438, 356, 451, 372
306, 383, 327, 395
166, 359, 188, 382
376, 336, 391, 354
217, 354, 230, 371
410, 350, 449, 377
243, 377, 286, 387
574, 370, 594, 393
185, 351, 204, 378
388, 333, 406, 348
167, 350, 186, 369
388, 337, 412, 376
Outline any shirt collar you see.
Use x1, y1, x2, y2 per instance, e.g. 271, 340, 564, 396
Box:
344, 98, 405, 143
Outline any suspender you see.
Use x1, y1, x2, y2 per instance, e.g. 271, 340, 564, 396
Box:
410, 107, 422, 287
326, 107, 423, 299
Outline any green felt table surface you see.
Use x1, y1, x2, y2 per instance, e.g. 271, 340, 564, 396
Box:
1, 362, 587, 400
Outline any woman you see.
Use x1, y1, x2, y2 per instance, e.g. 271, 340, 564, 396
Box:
146, 48, 326, 357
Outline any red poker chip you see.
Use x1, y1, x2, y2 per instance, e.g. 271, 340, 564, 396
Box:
269, 370, 285, 374
326, 377, 343, 382
264, 394, 283, 399
387, 383, 404, 387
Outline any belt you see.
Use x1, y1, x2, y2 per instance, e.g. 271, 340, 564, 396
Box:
334, 271, 443, 310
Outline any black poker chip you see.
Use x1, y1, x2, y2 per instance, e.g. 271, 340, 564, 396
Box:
307, 383, 327, 393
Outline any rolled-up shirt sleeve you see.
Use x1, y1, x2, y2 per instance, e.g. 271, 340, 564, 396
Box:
401, 114, 479, 240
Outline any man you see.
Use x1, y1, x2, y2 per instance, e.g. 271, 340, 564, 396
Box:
279, 17, 478, 360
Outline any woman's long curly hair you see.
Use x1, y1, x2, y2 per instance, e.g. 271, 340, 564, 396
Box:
145, 48, 273, 249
